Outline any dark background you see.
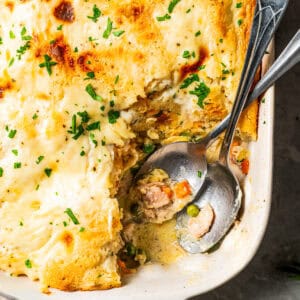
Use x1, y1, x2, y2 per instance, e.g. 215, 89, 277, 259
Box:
192, 1, 300, 299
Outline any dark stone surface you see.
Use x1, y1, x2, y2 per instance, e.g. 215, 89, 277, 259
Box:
191, 1, 300, 299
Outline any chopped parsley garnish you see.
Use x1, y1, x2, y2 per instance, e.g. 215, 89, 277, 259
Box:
44, 168, 52, 177
86, 121, 100, 131
16, 41, 30, 60
195, 30, 201, 37
64, 208, 80, 225
57, 24, 63, 31
14, 162, 22, 169
238, 19, 243, 26
189, 82, 210, 108
0, 37, 3, 45
85, 84, 102, 101
156, 14, 171, 21
109, 100, 115, 107
180, 73, 199, 89
182, 50, 195, 59
84, 71, 95, 80
113, 30, 125, 37
9, 30, 15, 39
168, 0, 181, 13
186, 8, 191, 13
108, 110, 120, 124
32, 113, 38, 120
114, 75, 119, 84
79, 227, 85, 232
236, 2, 243, 8
143, 143, 156, 154
80, 150, 85, 156
88, 36, 97, 42
36, 156, 44, 164
197, 170, 202, 178
25, 259, 32, 269
103, 18, 113, 39
8, 57, 14, 67
39, 55, 57, 76
21, 27, 32, 41
74, 47, 78, 53
87, 4, 101, 23
12, 149, 18, 156
8, 129, 17, 138
19, 221, 23, 226
77, 111, 90, 123
198, 65, 206, 70
219, 38, 223, 43
0, 167, 3, 177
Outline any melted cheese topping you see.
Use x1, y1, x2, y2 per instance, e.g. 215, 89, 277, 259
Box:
0, 0, 255, 292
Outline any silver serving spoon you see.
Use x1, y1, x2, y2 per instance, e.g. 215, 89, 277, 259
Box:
133, 0, 288, 208
176, 27, 300, 254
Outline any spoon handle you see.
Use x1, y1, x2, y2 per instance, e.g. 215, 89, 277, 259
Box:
208, 28, 300, 142
248, 29, 300, 103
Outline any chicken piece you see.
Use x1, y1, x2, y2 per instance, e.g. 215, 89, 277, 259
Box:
138, 182, 173, 209
188, 204, 215, 239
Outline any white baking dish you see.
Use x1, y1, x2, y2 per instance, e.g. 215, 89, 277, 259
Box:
0, 45, 274, 300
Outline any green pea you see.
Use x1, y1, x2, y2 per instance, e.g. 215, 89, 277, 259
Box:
187, 204, 200, 217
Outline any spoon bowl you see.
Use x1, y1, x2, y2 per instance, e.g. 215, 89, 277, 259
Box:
176, 163, 241, 253
135, 141, 207, 195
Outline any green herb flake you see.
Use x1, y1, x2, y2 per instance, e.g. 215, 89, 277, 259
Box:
114, 75, 119, 84
113, 30, 125, 37
195, 30, 201, 37
9, 30, 15, 39
186, 8, 191, 13
108, 110, 120, 124
8, 57, 15, 67
14, 162, 22, 169
25, 259, 32, 269
16, 41, 30, 60
0, 37, 3, 45
198, 65, 206, 70
80, 150, 85, 156
39, 55, 57, 76
8, 129, 17, 139
0, 167, 3, 177
85, 84, 102, 101
197, 170, 202, 178
79, 227, 85, 232
87, 4, 101, 23
64, 208, 80, 225
86, 121, 100, 131
182, 50, 195, 59
236, 2, 243, 8
11, 149, 18, 156
168, 0, 181, 13
77, 111, 90, 123
84, 71, 95, 80
103, 18, 113, 39
143, 143, 156, 154
36, 156, 44, 164
57, 24, 63, 31
21, 27, 32, 41
180, 73, 199, 89
238, 19, 243, 26
156, 14, 171, 21
219, 38, 223, 43
32, 113, 38, 120
189, 82, 210, 108
19, 221, 23, 226
44, 168, 52, 177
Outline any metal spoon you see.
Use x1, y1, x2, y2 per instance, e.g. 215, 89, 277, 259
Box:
133, 0, 288, 211
176, 15, 300, 255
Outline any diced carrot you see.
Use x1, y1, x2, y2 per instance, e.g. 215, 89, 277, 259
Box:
161, 185, 173, 199
241, 159, 249, 175
174, 180, 192, 198
117, 259, 136, 274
